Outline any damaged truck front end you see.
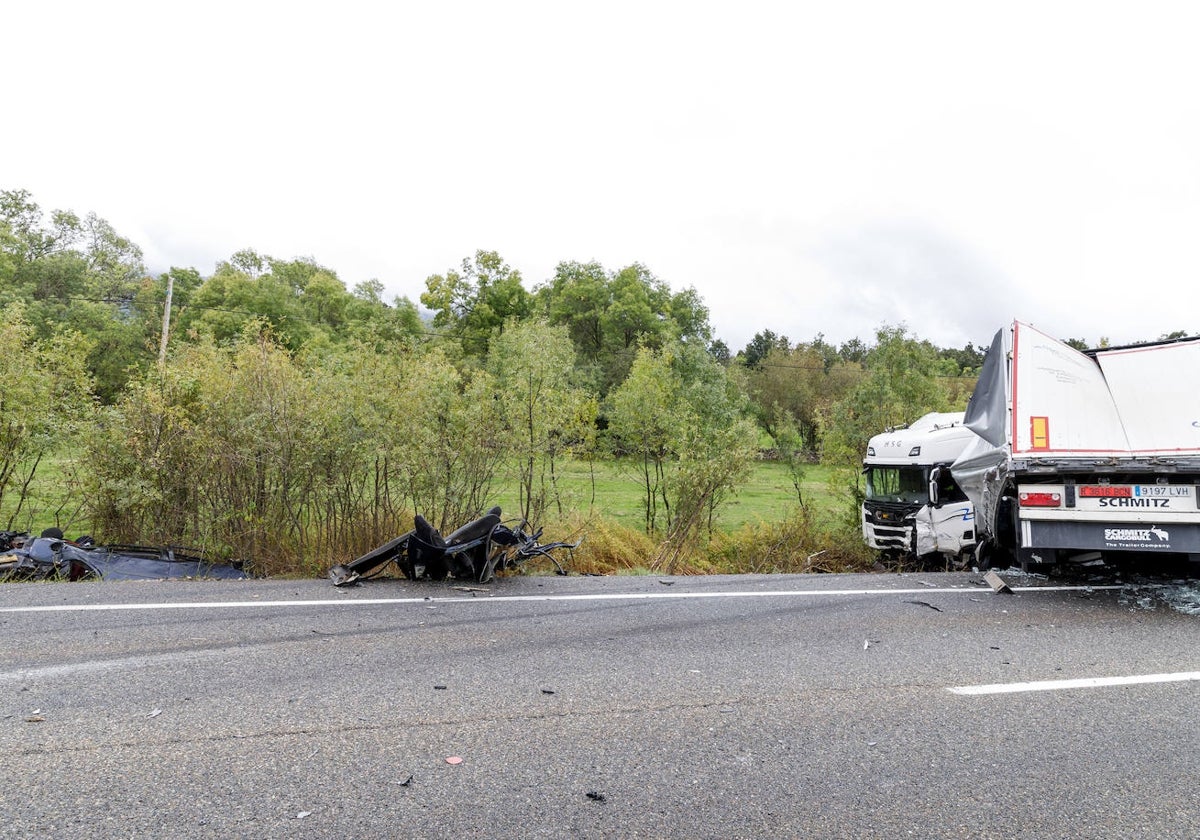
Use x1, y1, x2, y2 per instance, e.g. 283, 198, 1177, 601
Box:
862, 412, 977, 567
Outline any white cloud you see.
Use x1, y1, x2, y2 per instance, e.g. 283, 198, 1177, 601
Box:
4, 0, 1199, 352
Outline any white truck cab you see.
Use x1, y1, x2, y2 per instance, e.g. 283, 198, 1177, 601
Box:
862, 412, 977, 565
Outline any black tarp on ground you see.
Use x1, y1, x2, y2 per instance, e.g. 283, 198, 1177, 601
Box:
0, 535, 247, 581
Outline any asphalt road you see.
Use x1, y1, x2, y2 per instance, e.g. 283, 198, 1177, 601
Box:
2, 570, 1199, 839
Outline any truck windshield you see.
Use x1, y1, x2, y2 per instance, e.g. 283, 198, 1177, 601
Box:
864, 466, 928, 504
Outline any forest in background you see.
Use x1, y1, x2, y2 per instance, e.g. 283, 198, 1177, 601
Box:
2, 187, 1161, 576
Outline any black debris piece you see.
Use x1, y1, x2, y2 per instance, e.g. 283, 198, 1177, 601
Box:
1, 531, 247, 582
327, 506, 582, 586
903, 599, 943, 612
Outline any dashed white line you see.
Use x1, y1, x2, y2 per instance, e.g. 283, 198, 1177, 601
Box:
948, 671, 1200, 696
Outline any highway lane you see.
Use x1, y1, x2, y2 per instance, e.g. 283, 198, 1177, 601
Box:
1, 571, 1199, 838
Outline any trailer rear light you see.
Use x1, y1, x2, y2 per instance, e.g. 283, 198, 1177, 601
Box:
1019, 491, 1062, 507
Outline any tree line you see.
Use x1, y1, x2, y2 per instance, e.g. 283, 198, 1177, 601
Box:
0, 187, 1073, 572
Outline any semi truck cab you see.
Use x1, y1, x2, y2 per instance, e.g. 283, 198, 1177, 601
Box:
862, 412, 977, 565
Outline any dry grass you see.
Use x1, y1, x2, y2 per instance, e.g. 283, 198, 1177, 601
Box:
504, 507, 876, 579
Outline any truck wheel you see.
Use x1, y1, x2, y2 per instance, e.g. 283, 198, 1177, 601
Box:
975, 541, 994, 571
976, 541, 1013, 572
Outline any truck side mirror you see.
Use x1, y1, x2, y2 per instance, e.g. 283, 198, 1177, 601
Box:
929, 467, 942, 507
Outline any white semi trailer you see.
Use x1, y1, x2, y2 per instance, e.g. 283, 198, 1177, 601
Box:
861, 412, 978, 566
951, 321, 1200, 571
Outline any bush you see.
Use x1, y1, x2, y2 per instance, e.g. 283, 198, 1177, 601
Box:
707, 506, 874, 574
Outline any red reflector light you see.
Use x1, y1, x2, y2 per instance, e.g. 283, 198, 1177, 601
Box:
1019, 491, 1062, 507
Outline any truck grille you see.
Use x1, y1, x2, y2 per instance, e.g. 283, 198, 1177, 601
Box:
866, 524, 911, 550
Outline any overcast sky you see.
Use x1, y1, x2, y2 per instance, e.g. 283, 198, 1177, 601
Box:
5, 1, 1198, 352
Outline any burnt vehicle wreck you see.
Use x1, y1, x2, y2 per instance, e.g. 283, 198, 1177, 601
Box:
327, 506, 581, 587
0, 529, 248, 582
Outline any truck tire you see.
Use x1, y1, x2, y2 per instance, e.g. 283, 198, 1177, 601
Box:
976, 540, 1013, 572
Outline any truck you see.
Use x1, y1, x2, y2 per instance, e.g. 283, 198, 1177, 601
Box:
861, 411, 978, 566
951, 321, 1200, 572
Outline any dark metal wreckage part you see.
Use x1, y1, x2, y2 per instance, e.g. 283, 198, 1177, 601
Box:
0, 529, 247, 582
327, 506, 582, 587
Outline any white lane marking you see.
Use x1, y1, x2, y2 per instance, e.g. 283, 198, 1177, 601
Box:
949, 671, 1200, 696
0, 584, 1125, 614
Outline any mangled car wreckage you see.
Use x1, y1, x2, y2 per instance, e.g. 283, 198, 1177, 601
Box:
327, 506, 581, 586
2, 507, 578, 586
0, 529, 248, 582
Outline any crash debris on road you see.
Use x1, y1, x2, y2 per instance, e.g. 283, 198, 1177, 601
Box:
0, 528, 247, 582
327, 506, 581, 586
984, 570, 1014, 594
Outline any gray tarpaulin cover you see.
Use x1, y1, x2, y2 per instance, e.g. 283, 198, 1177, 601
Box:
951, 327, 1011, 537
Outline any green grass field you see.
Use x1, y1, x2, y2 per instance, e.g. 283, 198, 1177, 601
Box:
4, 454, 845, 535
491, 458, 842, 531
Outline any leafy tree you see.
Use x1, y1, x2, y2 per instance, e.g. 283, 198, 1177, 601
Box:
1, 190, 153, 402
772, 411, 810, 506
537, 260, 610, 356
19, 251, 89, 304
607, 341, 756, 563
422, 250, 531, 356
603, 263, 671, 351
345, 281, 424, 350
487, 319, 597, 524
818, 324, 955, 468
536, 260, 715, 394
302, 270, 349, 330
654, 343, 757, 570
0, 219, 17, 285
607, 346, 676, 532
746, 342, 862, 452
81, 212, 144, 303
0, 189, 82, 264
709, 339, 732, 365
667, 286, 712, 345
0, 304, 95, 530
230, 248, 267, 279
181, 259, 312, 350
938, 341, 985, 376
381, 349, 508, 530
160, 267, 204, 308
737, 329, 789, 369
808, 333, 841, 370
838, 337, 868, 364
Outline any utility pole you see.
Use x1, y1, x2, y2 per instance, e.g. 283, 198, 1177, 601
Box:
158, 272, 174, 367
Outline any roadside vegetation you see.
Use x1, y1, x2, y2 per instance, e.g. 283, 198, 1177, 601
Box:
1, 187, 1072, 577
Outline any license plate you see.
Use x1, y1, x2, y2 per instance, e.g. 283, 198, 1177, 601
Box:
1078, 485, 1192, 499
1079, 485, 1131, 498
1133, 485, 1192, 498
